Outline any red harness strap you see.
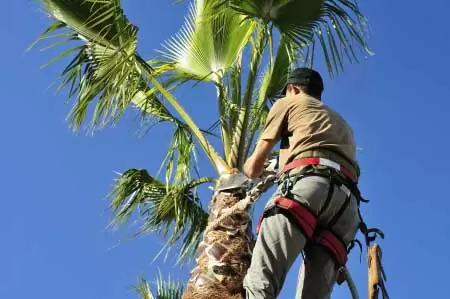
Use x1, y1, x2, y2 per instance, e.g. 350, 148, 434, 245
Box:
256, 197, 348, 267
256, 197, 317, 238
315, 230, 348, 266
282, 157, 357, 183
275, 197, 317, 238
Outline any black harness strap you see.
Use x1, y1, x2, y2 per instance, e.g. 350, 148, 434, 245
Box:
318, 170, 334, 217
326, 190, 351, 229
345, 205, 385, 262
348, 239, 363, 262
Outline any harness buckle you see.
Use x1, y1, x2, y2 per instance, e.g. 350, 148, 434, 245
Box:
280, 179, 293, 197
337, 267, 347, 285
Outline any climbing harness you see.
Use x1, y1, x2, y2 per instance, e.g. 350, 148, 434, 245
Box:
205, 168, 362, 298
282, 157, 384, 251
206, 156, 388, 298
262, 157, 387, 298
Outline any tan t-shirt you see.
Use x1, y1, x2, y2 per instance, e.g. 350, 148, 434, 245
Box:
260, 93, 359, 174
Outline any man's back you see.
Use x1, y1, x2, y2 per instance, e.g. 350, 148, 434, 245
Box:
261, 93, 358, 173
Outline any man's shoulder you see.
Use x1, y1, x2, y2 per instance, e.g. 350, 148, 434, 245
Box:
321, 102, 352, 126
270, 96, 292, 111
276, 94, 314, 107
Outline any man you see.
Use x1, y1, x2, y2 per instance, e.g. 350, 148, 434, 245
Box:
242, 68, 362, 298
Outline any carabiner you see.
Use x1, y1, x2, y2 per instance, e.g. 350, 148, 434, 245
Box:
280, 179, 293, 197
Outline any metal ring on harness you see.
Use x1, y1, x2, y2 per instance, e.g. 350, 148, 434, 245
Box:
280, 179, 293, 197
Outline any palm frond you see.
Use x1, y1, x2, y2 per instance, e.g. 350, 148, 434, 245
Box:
213, 67, 243, 165
32, 0, 195, 135
40, 0, 135, 48
136, 272, 184, 299
260, 34, 298, 101
136, 277, 153, 299
230, 23, 269, 168
32, 0, 154, 130
221, 0, 372, 78
156, 0, 255, 84
301, 0, 373, 77
108, 169, 212, 262
160, 124, 196, 186
241, 34, 297, 157
32, 0, 231, 174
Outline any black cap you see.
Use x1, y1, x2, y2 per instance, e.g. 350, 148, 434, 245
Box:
280, 67, 324, 96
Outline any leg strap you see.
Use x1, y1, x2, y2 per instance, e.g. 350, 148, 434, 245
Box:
314, 230, 348, 267
256, 197, 349, 268
256, 197, 317, 238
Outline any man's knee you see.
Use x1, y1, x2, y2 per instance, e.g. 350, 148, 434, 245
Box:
243, 271, 277, 299
245, 213, 307, 298
295, 246, 338, 299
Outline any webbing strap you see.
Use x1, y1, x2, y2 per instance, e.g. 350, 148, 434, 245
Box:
282, 157, 357, 182
326, 192, 352, 229
358, 209, 385, 247
318, 181, 334, 217
315, 230, 348, 266
274, 197, 317, 238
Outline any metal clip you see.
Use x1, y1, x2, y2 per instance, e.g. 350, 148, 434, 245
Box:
280, 179, 293, 197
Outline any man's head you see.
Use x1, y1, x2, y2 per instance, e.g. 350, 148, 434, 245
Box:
282, 67, 324, 99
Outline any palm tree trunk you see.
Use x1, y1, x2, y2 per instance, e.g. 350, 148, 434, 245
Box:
183, 190, 254, 299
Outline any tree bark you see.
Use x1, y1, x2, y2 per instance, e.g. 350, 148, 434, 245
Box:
183, 190, 253, 299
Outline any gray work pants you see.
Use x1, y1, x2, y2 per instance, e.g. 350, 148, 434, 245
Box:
243, 174, 361, 299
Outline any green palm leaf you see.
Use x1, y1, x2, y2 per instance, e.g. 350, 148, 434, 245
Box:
227, 0, 323, 26
222, 0, 372, 77
242, 34, 297, 156
108, 168, 213, 262
32, 0, 230, 174
136, 272, 183, 299
32, 0, 186, 132
161, 125, 196, 185
33, 0, 152, 130
157, 0, 255, 83
262, 35, 298, 101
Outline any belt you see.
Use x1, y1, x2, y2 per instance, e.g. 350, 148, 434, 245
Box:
281, 157, 358, 183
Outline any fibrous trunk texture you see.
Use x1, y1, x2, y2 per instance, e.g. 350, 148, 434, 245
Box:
183, 191, 254, 299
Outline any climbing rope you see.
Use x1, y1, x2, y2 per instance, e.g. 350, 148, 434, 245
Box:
204, 173, 278, 235
343, 267, 360, 299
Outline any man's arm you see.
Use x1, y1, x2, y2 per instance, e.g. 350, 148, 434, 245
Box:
243, 138, 277, 179
244, 99, 287, 179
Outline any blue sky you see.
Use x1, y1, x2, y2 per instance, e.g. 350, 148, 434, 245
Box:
1, 1, 450, 298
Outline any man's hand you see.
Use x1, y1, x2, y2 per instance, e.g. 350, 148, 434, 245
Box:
250, 168, 277, 194
243, 139, 277, 179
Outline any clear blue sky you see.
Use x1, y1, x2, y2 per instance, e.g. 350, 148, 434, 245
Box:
2, 1, 450, 298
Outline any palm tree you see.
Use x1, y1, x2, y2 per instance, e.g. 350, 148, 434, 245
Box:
31, 0, 372, 298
